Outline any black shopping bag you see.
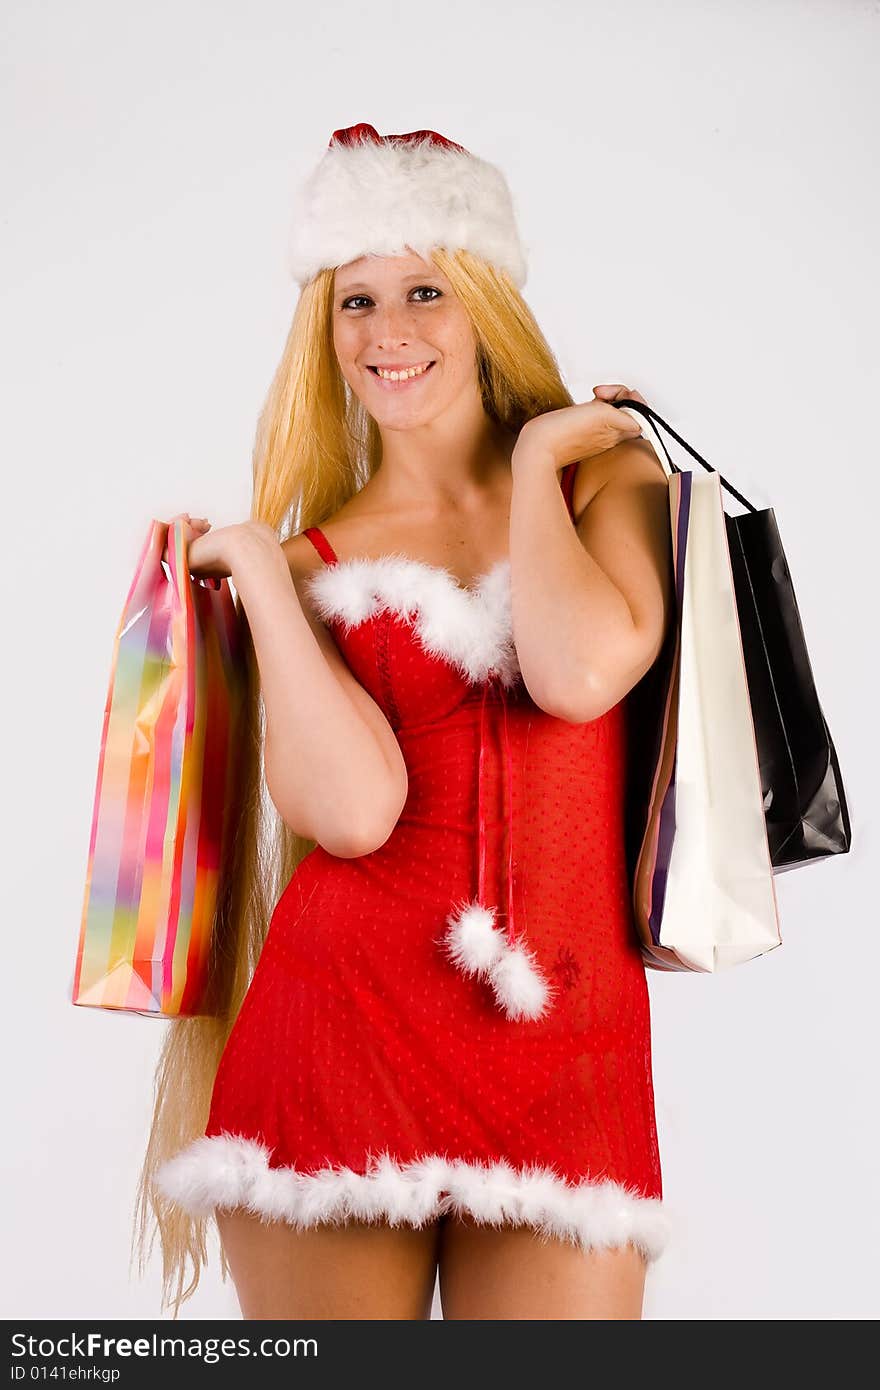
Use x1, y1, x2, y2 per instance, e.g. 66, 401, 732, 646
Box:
614, 398, 851, 874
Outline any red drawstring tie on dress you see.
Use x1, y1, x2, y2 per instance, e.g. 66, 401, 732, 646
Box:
477, 669, 516, 950
443, 667, 552, 1021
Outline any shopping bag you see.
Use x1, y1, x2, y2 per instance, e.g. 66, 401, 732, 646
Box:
619, 399, 851, 877
725, 508, 851, 869
617, 403, 782, 971
72, 518, 247, 1016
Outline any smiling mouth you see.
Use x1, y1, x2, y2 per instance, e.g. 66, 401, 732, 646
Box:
367, 361, 436, 384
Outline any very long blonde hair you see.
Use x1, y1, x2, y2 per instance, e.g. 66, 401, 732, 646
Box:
131, 246, 579, 1317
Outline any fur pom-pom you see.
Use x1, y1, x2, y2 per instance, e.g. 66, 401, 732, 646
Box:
443, 900, 552, 1020
445, 901, 506, 975
488, 943, 552, 1021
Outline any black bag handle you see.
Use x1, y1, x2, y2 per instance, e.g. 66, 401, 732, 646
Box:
611, 398, 757, 515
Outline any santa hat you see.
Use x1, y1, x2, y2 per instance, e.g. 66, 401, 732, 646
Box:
287, 123, 528, 289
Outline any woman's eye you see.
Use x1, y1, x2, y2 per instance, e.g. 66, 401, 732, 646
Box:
341, 287, 442, 310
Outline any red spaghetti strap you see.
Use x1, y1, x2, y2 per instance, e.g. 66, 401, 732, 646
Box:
302, 525, 339, 565
560, 461, 578, 521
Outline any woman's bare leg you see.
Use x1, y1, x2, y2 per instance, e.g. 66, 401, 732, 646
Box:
437, 1213, 647, 1320
215, 1208, 441, 1320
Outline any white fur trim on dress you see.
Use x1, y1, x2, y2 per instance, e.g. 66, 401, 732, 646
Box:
443, 899, 553, 1021
287, 134, 528, 288
305, 555, 521, 688
154, 1134, 670, 1262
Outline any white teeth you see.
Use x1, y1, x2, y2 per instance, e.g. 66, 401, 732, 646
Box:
375, 362, 431, 381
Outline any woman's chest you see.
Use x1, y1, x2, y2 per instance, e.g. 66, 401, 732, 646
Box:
304, 553, 522, 726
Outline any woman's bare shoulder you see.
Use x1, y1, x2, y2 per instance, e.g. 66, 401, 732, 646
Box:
282, 487, 388, 582
569, 439, 665, 523
282, 531, 326, 583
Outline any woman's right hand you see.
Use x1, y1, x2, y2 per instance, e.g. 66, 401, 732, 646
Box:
162, 513, 281, 587
162, 512, 211, 566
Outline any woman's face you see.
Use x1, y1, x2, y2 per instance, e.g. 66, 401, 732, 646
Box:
332, 251, 479, 429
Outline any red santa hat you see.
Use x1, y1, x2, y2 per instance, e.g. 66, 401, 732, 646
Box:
287, 123, 528, 289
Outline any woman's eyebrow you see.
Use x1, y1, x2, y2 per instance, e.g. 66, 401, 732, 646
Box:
337, 272, 443, 295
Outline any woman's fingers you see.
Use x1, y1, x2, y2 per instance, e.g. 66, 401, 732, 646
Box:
166, 511, 210, 527
592, 383, 647, 404
162, 513, 211, 564
592, 384, 649, 434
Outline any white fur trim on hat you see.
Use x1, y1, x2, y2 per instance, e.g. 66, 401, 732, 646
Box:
154, 1134, 670, 1262
287, 132, 528, 287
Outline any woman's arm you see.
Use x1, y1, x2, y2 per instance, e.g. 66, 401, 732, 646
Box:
231, 529, 408, 856
509, 434, 673, 723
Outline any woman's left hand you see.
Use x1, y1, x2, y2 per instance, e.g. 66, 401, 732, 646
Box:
513, 384, 650, 469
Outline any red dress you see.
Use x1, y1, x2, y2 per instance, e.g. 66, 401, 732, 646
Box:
156, 463, 667, 1260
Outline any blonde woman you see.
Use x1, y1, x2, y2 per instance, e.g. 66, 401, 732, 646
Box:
134, 123, 674, 1321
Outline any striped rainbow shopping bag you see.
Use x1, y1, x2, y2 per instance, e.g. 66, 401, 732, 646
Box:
72, 518, 246, 1016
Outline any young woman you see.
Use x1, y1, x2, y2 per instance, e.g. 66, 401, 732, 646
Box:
135, 123, 674, 1320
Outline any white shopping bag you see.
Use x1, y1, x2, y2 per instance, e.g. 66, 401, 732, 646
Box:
624, 410, 782, 972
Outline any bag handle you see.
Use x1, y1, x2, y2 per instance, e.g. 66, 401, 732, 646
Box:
612, 398, 757, 515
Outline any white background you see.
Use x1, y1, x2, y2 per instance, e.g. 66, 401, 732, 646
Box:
4, 0, 878, 1320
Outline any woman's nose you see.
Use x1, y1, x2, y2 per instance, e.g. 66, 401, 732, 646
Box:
371, 304, 417, 344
